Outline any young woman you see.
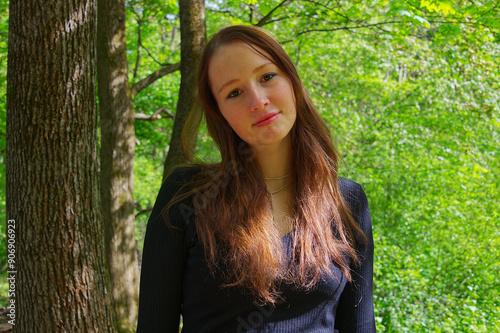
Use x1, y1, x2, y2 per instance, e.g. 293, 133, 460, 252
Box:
137, 25, 375, 333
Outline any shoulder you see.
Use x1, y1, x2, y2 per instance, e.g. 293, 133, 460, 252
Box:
159, 165, 209, 197
338, 177, 368, 208
338, 177, 362, 193
163, 165, 203, 186
337, 177, 372, 236
156, 165, 204, 212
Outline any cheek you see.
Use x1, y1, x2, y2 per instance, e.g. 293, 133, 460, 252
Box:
218, 106, 230, 123
279, 81, 296, 106
219, 108, 240, 131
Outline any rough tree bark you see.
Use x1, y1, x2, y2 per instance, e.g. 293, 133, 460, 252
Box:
6, 0, 114, 331
163, 0, 206, 179
96, 1, 182, 330
96, 0, 139, 331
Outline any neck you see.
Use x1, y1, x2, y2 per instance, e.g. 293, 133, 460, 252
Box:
251, 135, 293, 179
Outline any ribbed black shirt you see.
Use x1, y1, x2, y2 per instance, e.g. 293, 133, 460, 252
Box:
137, 167, 376, 332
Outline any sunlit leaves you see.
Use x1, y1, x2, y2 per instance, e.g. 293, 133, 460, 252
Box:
420, 0, 456, 15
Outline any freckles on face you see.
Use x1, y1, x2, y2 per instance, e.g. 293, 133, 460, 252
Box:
207, 42, 297, 150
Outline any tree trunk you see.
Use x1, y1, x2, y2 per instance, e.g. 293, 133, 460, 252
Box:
96, 0, 139, 331
163, 0, 206, 179
6, 0, 114, 331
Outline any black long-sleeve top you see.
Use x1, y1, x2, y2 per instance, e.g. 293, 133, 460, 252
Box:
137, 167, 376, 332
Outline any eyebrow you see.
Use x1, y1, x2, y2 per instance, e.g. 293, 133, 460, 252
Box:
218, 62, 274, 94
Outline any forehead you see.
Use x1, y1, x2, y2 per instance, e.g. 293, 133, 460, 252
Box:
211, 40, 272, 64
208, 42, 274, 83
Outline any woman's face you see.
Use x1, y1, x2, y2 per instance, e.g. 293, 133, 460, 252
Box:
208, 41, 297, 152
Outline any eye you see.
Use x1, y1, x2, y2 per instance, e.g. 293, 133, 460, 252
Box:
227, 89, 241, 99
262, 73, 276, 82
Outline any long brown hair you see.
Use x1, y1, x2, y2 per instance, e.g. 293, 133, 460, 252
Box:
167, 25, 365, 303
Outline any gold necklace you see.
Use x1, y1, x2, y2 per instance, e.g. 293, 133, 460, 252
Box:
263, 172, 291, 180
269, 181, 292, 195
268, 181, 292, 222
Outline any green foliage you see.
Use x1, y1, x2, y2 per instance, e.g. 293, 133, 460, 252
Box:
125, 0, 182, 249
134, 152, 164, 253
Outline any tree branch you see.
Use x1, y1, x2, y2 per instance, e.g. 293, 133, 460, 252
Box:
258, 15, 291, 26
130, 5, 145, 79
0, 258, 7, 275
301, 0, 351, 21
131, 62, 181, 97
281, 20, 402, 43
256, 0, 291, 27
135, 107, 175, 121
207, 8, 241, 20
135, 206, 153, 218
133, 18, 143, 79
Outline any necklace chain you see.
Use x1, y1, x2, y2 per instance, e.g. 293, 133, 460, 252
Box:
264, 173, 292, 224
263, 172, 291, 180
268, 181, 292, 224
268, 181, 292, 195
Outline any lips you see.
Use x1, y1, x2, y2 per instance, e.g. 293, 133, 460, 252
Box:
253, 112, 280, 127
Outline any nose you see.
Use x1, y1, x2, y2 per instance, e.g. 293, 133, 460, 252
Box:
249, 86, 270, 112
